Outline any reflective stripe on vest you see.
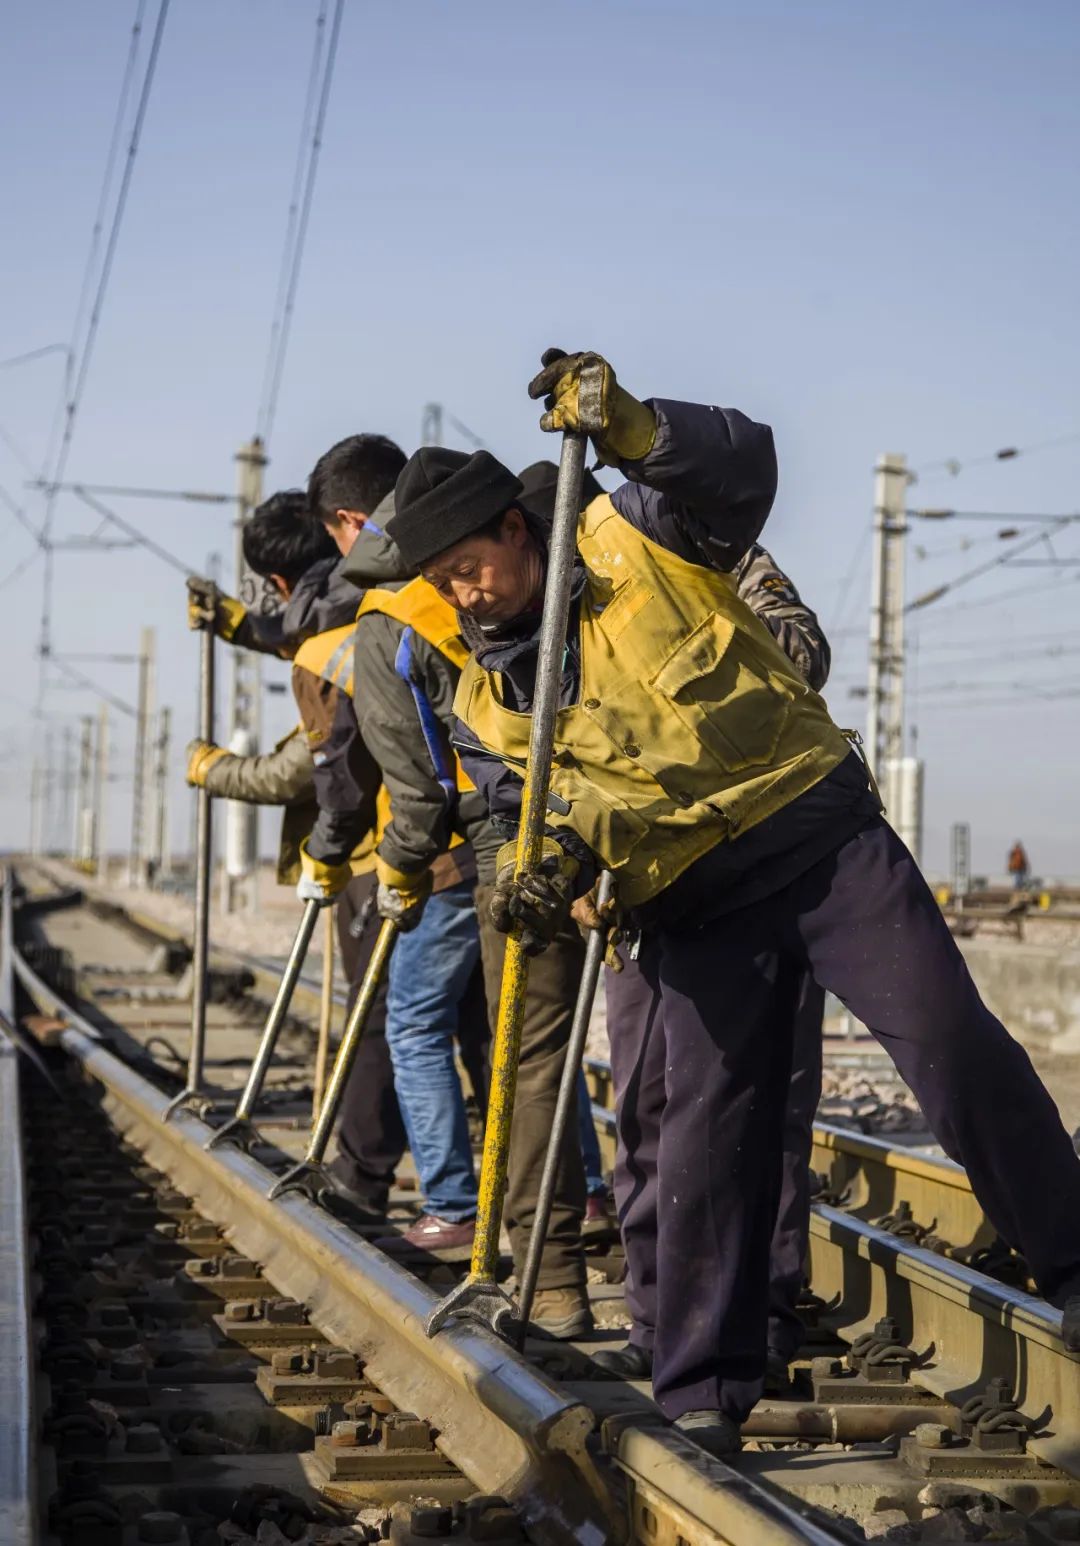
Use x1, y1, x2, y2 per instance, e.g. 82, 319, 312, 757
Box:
357, 579, 474, 796
356, 578, 470, 669
291, 622, 375, 870
293, 624, 356, 696
453, 493, 852, 907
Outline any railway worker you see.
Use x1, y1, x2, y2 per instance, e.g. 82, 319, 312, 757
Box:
470, 457, 833, 1389
184, 489, 409, 1220
296, 435, 491, 1267
308, 440, 594, 1338
597, 544, 832, 1395
383, 346, 1080, 1459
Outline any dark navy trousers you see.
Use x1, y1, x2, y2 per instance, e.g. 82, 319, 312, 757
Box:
607, 961, 823, 1365
607, 817, 1080, 1424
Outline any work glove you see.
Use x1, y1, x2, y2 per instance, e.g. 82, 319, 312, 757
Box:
374, 858, 434, 933
185, 739, 229, 788
296, 839, 351, 908
489, 838, 579, 956
570, 878, 624, 973
527, 347, 657, 466
187, 576, 247, 642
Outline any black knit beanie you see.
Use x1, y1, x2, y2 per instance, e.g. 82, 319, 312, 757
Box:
386, 448, 523, 569
517, 460, 604, 524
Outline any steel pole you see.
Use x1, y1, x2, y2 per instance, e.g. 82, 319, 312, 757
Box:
165, 600, 215, 1119
515, 869, 615, 1339
205, 898, 320, 1150
312, 907, 335, 1121
428, 419, 593, 1339
94, 704, 109, 877
268, 917, 397, 1200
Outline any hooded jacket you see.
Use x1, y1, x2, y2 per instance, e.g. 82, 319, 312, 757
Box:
299, 506, 479, 887
343, 494, 501, 881
233, 554, 363, 658
201, 551, 365, 880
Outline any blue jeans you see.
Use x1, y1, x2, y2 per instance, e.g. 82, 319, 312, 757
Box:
577, 1069, 607, 1197
385, 881, 481, 1222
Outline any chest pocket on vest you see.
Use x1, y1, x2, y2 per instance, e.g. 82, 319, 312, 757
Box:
651, 610, 792, 773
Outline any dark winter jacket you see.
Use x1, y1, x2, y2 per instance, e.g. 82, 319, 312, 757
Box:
202, 726, 315, 883
233, 554, 362, 658
301, 503, 479, 887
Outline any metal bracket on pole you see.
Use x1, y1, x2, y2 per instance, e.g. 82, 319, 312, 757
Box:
267, 917, 397, 1203
426, 392, 599, 1341
165, 592, 217, 1122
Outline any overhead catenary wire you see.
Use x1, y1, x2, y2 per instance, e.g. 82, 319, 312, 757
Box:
0, 483, 46, 545
38, 0, 160, 523
35, 0, 170, 702
906, 516, 1080, 612
914, 429, 1080, 483
49, 657, 136, 719
72, 488, 196, 577
255, 0, 329, 442
256, 0, 346, 447
0, 549, 44, 595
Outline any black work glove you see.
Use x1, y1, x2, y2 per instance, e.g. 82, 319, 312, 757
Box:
489, 839, 579, 957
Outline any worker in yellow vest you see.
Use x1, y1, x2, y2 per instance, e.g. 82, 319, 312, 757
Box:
189, 487, 409, 1219
383, 347, 1080, 1459
300, 435, 490, 1266
306, 440, 594, 1338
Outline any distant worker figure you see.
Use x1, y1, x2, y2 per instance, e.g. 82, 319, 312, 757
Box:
1007, 841, 1030, 892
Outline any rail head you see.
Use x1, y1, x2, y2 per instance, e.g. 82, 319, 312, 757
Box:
809, 1203, 1080, 1478
56, 1019, 613, 1546
0, 868, 37, 1546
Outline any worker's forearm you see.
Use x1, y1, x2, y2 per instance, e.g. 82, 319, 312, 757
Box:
611, 398, 778, 569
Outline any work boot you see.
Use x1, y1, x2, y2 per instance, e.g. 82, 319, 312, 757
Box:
372, 1214, 475, 1265
582, 1192, 619, 1244
675, 1409, 742, 1459
527, 1286, 594, 1339
326, 1158, 389, 1221
591, 1342, 653, 1380
1062, 1296, 1080, 1352
764, 1348, 793, 1397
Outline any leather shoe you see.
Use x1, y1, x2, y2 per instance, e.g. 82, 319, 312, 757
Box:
591, 1342, 653, 1380
675, 1409, 742, 1459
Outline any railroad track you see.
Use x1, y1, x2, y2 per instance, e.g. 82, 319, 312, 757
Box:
5, 866, 1080, 1543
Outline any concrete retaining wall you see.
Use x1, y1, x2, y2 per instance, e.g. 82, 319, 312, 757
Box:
958, 936, 1080, 1054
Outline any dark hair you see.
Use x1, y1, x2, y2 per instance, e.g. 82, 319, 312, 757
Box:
307, 433, 407, 526
242, 489, 336, 584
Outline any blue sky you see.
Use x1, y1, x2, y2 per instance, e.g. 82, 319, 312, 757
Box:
2, 0, 1078, 875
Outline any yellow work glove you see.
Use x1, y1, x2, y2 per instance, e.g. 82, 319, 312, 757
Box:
570, 878, 624, 973
527, 347, 657, 466
186, 576, 247, 641
374, 858, 434, 933
489, 836, 579, 957
185, 740, 229, 788
296, 840, 352, 907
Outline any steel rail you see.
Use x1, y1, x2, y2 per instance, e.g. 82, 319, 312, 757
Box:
38, 1048, 608, 1541
809, 1204, 1080, 1478
28, 875, 999, 1261
808, 1121, 989, 1252
0, 870, 37, 1546
9, 877, 862, 1546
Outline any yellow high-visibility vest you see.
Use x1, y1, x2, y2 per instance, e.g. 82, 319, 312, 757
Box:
454, 494, 852, 907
